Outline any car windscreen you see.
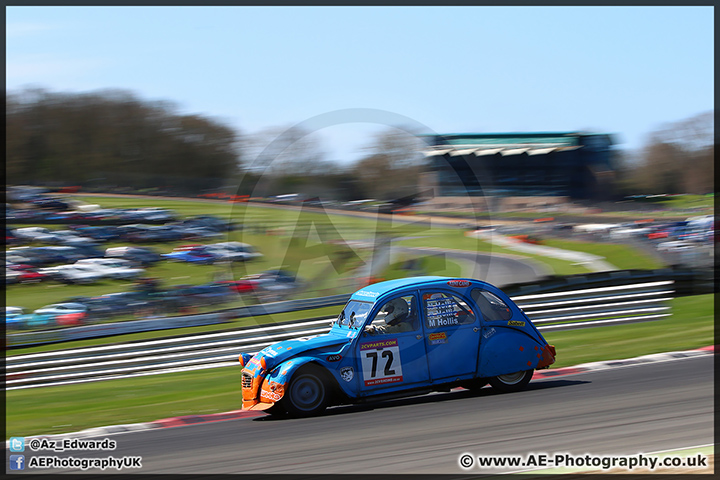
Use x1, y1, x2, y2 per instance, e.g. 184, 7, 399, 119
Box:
335, 300, 373, 328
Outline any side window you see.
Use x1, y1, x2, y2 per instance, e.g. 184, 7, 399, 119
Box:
471, 288, 513, 321
423, 292, 476, 329
365, 295, 417, 335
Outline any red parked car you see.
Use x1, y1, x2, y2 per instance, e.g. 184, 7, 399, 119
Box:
6, 264, 51, 284
55, 311, 86, 326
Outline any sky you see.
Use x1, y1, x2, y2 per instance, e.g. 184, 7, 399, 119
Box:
5, 6, 715, 165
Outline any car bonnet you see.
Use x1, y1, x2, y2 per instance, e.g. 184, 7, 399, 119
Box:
251, 333, 350, 372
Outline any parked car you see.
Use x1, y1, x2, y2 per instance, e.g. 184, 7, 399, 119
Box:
247, 269, 302, 299
74, 258, 144, 280
51, 230, 98, 246
39, 263, 106, 284
69, 225, 122, 242
5, 306, 27, 329
34, 302, 88, 317
657, 240, 695, 252
238, 276, 556, 417
6, 306, 54, 330
55, 311, 87, 327
6, 263, 51, 284
5, 267, 21, 284
204, 242, 263, 262
12, 227, 56, 244
162, 245, 218, 264
218, 278, 262, 295
105, 246, 162, 266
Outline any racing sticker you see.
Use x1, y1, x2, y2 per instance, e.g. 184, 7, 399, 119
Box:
428, 332, 448, 345
340, 366, 354, 382
425, 297, 460, 328
447, 279, 471, 288
508, 320, 526, 327
360, 339, 403, 386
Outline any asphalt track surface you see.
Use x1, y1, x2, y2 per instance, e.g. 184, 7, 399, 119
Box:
28, 354, 712, 475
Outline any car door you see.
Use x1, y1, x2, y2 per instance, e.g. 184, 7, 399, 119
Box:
419, 290, 481, 382
355, 293, 430, 395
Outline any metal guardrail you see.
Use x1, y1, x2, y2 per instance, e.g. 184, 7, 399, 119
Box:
5, 280, 674, 390
6, 293, 353, 348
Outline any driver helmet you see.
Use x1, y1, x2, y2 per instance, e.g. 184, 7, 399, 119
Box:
383, 298, 409, 326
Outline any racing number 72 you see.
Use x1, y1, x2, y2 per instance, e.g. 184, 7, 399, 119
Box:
365, 350, 395, 378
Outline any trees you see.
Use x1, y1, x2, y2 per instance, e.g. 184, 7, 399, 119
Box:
6, 88, 241, 193
633, 111, 714, 195
351, 129, 426, 200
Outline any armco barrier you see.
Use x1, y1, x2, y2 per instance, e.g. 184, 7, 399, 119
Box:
5, 280, 675, 390
8, 267, 703, 349
7, 294, 352, 348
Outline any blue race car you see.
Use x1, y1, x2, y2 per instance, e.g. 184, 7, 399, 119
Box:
239, 276, 556, 417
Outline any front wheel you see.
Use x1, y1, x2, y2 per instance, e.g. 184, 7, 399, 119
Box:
489, 370, 533, 393
281, 369, 329, 417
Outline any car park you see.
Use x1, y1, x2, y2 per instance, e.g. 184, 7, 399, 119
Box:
238, 276, 556, 417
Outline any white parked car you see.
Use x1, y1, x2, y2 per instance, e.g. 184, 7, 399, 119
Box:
13, 227, 56, 243
656, 241, 695, 252
40, 263, 106, 284
74, 258, 145, 279
204, 242, 263, 262
34, 302, 88, 316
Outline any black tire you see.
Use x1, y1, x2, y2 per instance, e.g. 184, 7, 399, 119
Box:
281, 368, 329, 417
489, 370, 533, 393
265, 403, 287, 417
460, 377, 489, 391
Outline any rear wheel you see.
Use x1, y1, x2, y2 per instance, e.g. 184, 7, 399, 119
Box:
489, 370, 533, 393
281, 368, 329, 417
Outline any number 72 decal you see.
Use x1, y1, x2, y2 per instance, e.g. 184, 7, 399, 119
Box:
360, 339, 403, 386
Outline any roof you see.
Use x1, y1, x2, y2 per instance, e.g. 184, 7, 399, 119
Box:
351, 276, 449, 300
350, 276, 495, 301
425, 145, 583, 157
420, 131, 614, 157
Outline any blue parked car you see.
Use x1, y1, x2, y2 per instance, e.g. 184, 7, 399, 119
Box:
5, 306, 54, 330
161, 246, 217, 264
239, 276, 556, 417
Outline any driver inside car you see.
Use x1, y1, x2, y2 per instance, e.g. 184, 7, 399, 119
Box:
365, 298, 413, 334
